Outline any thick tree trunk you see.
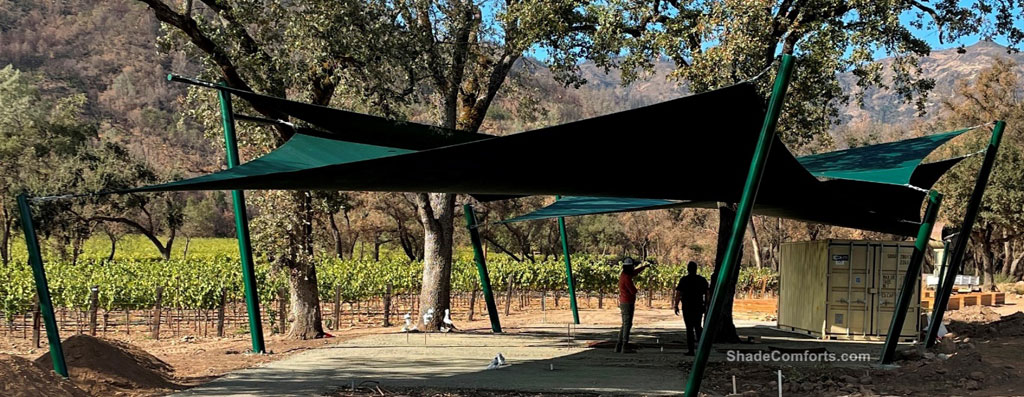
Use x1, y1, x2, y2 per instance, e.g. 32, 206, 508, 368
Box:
416, 193, 456, 331
710, 203, 742, 343
285, 260, 325, 339
1010, 251, 1024, 281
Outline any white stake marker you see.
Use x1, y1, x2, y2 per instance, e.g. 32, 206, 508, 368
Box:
778, 370, 783, 397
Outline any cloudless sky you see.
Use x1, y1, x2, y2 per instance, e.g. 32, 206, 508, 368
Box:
525, 5, 1024, 63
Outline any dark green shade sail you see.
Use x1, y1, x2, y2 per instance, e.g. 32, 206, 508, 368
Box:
497, 129, 975, 231
796, 129, 969, 186
498, 197, 692, 224
219, 85, 492, 150
143, 132, 414, 188
118, 82, 967, 237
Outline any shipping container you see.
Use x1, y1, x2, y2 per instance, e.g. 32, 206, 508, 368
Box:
778, 239, 921, 341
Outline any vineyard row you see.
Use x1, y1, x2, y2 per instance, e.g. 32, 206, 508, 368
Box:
0, 254, 779, 320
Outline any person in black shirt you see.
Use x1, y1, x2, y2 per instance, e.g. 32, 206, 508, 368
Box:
673, 261, 709, 356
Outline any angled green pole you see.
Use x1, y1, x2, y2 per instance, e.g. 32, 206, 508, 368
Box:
463, 204, 502, 333
930, 239, 951, 313
932, 239, 951, 307
217, 83, 266, 354
555, 196, 580, 325
17, 194, 68, 377
881, 190, 942, 364
684, 54, 795, 396
926, 120, 1005, 347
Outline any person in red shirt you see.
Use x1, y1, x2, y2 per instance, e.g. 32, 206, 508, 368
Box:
615, 257, 651, 353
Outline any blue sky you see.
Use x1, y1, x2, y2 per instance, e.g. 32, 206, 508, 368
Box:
901, 12, 1022, 57
525, 4, 1023, 62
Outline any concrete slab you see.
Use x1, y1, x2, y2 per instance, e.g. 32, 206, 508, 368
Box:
174, 320, 889, 396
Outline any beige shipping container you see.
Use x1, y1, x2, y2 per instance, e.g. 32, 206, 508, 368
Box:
778, 239, 920, 340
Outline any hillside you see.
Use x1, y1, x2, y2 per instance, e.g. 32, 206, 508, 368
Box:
1, 1, 1020, 167
838, 40, 1024, 126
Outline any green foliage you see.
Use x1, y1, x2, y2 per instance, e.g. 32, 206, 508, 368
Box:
0, 236, 777, 320
550, 1, 1024, 148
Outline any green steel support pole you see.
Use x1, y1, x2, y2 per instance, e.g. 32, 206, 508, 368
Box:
926, 120, 1005, 347
17, 194, 68, 377
463, 204, 502, 333
881, 190, 942, 364
556, 196, 580, 325
684, 54, 795, 396
932, 240, 951, 309
218, 86, 267, 354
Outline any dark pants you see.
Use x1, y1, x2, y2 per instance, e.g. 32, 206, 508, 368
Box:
616, 303, 635, 352
682, 307, 703, 353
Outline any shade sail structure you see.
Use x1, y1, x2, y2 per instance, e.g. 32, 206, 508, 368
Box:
125, 82, 772, 194
119, 81, 969, 236
497, 130, 974, 229
158, 132, 415, 184
499, 196, 697, 224
795, 129, 969, 185
221, 85, 493, 150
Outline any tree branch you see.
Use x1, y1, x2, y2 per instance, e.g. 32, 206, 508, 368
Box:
482, 235, 522, 262
135, 0, 292, 139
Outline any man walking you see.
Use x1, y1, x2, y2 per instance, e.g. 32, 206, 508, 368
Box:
673, 261, 709, 356
616, 257, 650, 353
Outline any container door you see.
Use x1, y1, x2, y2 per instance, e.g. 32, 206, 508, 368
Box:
871, 243, 920, 337
826, 242, 870, 336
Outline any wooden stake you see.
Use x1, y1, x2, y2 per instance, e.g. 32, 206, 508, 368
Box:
152, 286, 164, 340
88, 286, 99, 336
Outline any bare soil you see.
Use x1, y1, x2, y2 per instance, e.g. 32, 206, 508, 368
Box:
0, 353, 88, 397
34, 334, 183, 396
3, 295, 1021, 396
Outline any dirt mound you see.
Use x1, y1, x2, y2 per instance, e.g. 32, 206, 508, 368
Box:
34, 334, 182, 396
946, 305, 1003, 323
0, 354, 89, 397
947, 310, 1024, 338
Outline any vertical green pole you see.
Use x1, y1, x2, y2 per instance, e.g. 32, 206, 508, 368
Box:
932, 240, 951, 309
218, 85, 266, 354
684, 54, 795, 396
463, 204, 502, 333
926, 121, 1005, 347
881, 190, 942, 364
556, 196, 580, 325
17, 194, 68, 377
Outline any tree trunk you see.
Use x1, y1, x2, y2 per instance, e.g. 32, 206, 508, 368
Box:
982, 252, 996, 291
1010, 250, 1024, 282
468, 288, 477, 321
981, 227, 997, 291
2, 210, 12, 266
329, 213, 344, 259
182, 236, 191, 260
383, 283, 393, 327
107, 231, 118, 261
710, 202, 742, 343
285, 260, 325, 338
373, 239, 382, 262
415, 193, 456, 331
1002, 230, 1012, 276
504, 274, 514, 316
748, 220, 762, 269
